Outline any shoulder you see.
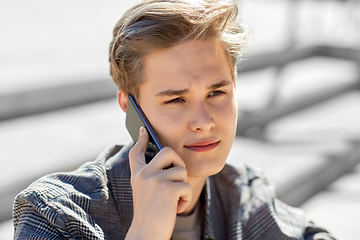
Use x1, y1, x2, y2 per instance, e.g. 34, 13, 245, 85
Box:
20, 148, 111, 201
212, 164, 313, 239
210, 164, 335, 239
15, 143, 130, 207
13, 143, 130, 238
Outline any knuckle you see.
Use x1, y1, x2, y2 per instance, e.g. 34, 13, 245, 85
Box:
131, 169, 147, 189
128, 147, 136, 159
129, 147, 141, 161
162, 146, 174, 155
186, 182, 192, 191
175, 166, 187, 176
158, 179, 170, 188
159, 181, 174, 195
182, 167, 188, 176
136, 167, 147, 180
182, 182, 192, 194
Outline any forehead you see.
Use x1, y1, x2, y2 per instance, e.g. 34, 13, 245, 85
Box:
139, 40, 233, 93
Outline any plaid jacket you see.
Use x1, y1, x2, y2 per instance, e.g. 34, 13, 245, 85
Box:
13, 142, 335, 239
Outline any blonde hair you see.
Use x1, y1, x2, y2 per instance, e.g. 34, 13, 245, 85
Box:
109, 0, 249, 98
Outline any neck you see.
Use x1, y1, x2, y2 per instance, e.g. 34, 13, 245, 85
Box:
179, 176, 206, 216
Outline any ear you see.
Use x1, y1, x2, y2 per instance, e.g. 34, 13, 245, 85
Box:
117, 89, 128, 112
232, 75, 236, 90
233, 68, 237, 90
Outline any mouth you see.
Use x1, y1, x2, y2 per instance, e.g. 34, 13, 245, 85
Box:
184, 139, 220, 152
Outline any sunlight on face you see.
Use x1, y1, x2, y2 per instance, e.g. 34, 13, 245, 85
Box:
138, 40, 237, 177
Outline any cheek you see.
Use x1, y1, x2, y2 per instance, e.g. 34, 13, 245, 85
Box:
217, 97, 237, 128
147, 110, 184, 146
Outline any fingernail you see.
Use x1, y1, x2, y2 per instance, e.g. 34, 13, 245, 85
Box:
139, 126, 145, 136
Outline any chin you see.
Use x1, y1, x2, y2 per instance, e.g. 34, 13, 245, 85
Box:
175, 139, 233, 177
186, 159, 227, 178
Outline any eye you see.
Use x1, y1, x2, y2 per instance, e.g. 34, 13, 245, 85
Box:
209, 90, 225, 97
164, 97, 185, 104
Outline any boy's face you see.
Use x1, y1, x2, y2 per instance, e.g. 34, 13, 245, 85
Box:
138, 40, 237, 177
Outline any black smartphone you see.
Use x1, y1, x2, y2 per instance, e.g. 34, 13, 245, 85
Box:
125, 94, 163, 151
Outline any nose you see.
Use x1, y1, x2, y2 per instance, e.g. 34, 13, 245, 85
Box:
189, 102, 215, 132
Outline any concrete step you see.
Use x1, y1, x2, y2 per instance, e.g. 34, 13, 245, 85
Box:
229, 90, 360, 206
0, 219, 13, 240
0, 99, 131, 222
0, 78, 117, 121
300, 163, 360, 239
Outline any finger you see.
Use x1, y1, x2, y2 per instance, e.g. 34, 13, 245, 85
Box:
129, 126, 149, 174
160, 166, 188, 183
149, 147, 186, 170
173, 182, 192, 214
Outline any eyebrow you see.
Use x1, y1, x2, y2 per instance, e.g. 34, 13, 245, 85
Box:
156, 80, 232, 98
209, 80, 232, 90
156, 89, 190, 97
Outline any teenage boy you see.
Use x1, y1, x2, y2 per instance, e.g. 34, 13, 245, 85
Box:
13, 0, 335, 239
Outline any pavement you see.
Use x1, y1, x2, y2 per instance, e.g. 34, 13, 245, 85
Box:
1, 0, 360, 239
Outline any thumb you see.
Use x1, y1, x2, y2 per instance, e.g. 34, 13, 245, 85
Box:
129, 126, 149, 173
136, 126, 149, 152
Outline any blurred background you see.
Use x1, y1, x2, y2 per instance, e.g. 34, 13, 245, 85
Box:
1, 0, 359, 238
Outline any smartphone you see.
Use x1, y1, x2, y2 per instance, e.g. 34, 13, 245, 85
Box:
126, 94, 163, 151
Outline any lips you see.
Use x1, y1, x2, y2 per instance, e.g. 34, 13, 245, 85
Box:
184, 139, 220, 152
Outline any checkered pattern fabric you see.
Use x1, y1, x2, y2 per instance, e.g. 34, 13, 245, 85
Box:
13, 143, 335, 239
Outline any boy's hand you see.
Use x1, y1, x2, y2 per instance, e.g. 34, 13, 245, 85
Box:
125, 127, 192, 240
